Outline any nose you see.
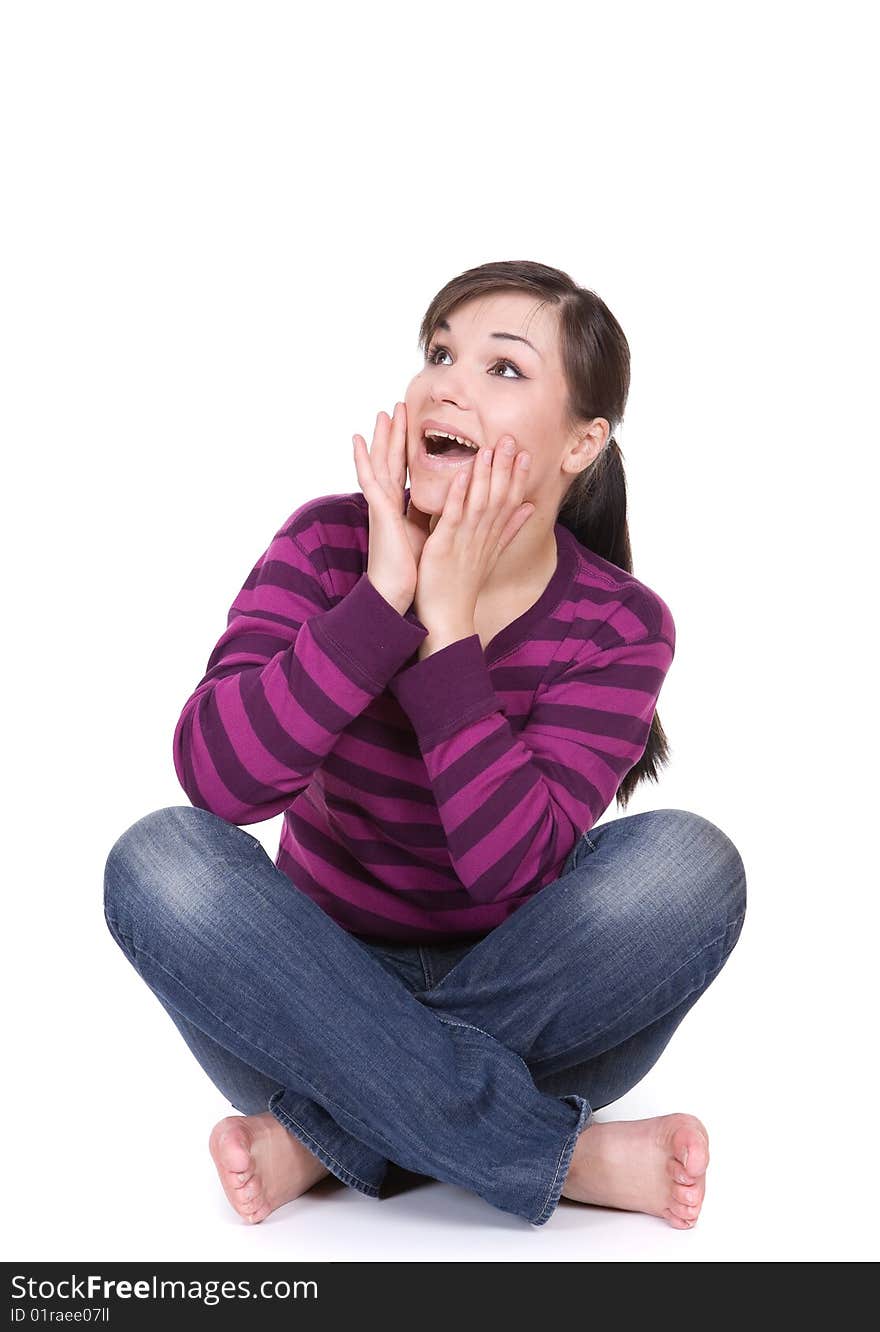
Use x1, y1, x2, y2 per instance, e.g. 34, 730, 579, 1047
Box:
430, 370, 469, 409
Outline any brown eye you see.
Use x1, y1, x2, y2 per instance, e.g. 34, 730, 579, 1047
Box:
491, 359, 523, 379
426, 345, 523, 379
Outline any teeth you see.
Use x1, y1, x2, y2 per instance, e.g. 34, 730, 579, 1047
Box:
424, 429, 479, 451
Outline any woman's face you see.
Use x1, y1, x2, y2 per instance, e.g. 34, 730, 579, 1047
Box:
403, 291, 607, 519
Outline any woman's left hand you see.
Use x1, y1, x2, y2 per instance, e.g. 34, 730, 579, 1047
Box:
412, 436, 535, 633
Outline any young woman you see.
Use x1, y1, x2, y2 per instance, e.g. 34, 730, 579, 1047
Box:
103, 259, 746, 1231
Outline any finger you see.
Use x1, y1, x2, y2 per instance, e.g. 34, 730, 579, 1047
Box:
438, 462, 470, 526
486, 436, 526, 533
352, 433, 367, 478
497, 502, 536, 550
371, 409, 393, 488
352, 435, 373, 505
352, 433, 378, 495
390, 402, 407, 491
506, 446, 532, 514
491, 435, 518, 490
489, 436, 515, 512
379, 403, 406, 495
465, 443, 494, 521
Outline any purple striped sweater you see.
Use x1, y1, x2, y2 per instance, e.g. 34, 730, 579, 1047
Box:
172, 488, 675, 943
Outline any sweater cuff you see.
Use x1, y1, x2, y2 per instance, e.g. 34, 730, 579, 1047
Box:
311, 573, 428, 690
388, 634, 500, 748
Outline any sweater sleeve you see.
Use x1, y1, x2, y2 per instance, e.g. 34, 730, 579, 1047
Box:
387, 615, 674, 906
172, 507, 428, 824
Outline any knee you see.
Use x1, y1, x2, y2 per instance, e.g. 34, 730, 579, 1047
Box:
649, 808, 747, 936
102, 805, 220, 931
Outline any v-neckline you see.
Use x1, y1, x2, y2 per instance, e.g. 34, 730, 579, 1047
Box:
403, 489, 577, 666
482, 521, 575, 663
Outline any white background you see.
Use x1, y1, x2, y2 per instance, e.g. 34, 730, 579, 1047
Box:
2, 0, 876, 1263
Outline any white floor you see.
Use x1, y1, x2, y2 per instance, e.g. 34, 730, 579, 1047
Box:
4, 0, 878, 1271
8, 922, 873, 1264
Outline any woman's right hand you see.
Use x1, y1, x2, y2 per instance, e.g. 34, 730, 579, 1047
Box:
353, 402, 429, 614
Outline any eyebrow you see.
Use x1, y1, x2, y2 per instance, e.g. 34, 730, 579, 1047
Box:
435, 317, 543, 359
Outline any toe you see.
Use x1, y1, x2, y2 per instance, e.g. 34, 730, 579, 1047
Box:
667, 1157, 697, 1187
237, 1191, 265, 1216
664, 1208, 696, 1229
209, 1119, 253, 1175
667, 1197, 702, 1223
671, 1181, 703, 1208
671, 1117, 710, 1178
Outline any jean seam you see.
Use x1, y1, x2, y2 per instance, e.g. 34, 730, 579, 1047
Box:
418, 945, 435, 990
433, 1012, 532, 1080
268, 1094, 381, 1197
535, 906, 747, 1067
105, 915, 406, 1166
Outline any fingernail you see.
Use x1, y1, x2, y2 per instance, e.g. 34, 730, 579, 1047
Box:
519, 453, 530, 469
483, 448, 494, 464
503, 439, 516, 456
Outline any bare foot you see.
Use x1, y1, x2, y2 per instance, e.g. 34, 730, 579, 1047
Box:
561, 1112, 710, 1229
208, 1111, 331, 1224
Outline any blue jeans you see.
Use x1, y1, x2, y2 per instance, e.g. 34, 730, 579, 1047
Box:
102, 806, 746, 1227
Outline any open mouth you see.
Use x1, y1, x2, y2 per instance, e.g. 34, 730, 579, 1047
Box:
420, 428, 480, 463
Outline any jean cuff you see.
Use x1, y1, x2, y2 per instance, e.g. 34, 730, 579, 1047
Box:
529, 1093, 593, 1226
268, 1087, 388, 1198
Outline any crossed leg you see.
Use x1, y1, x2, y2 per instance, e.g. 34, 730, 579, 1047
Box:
105, 806, 745, 1227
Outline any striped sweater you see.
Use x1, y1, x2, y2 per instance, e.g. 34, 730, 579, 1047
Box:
172, 488, 675, 943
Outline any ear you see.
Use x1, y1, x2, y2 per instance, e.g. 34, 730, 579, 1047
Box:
574, 419, 611, 470
563, 437, 597, 476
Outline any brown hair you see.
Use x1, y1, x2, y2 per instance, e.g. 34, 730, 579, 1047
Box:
417, 258, 671, 810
